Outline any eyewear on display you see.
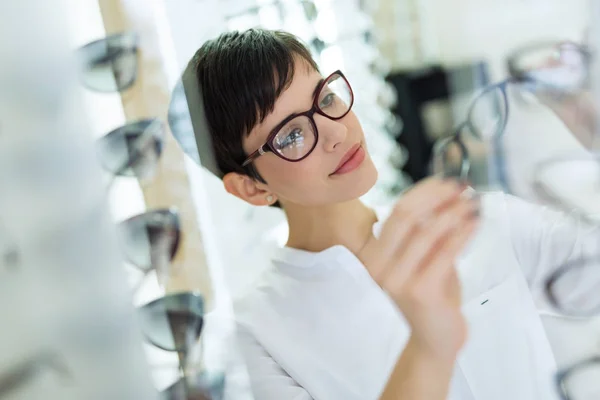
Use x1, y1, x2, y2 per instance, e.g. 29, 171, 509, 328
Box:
556, 356, 600, 400
461, 41, 589, 143
76, 31, 139, 93
508, 41, 591, 96
119, 207, 181, 291
137, 292, 205, 359
242, 70, 354, 166
532, 152, 600, 222
430, 41, 587, 190
96, 118, 166, 184
544, 257, 600, 317
224, 0, 318, 22
452, 41, 591, 141
2, 206, 180, 295
160, 371, 225, 400
0, 352, 69, 397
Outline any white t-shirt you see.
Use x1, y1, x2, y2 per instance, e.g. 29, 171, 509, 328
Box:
233, 192, 600, 400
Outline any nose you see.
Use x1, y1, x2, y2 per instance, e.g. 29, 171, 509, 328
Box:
315, 114, 348, 152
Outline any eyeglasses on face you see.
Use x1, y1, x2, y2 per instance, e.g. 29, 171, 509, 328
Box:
241, 70, 354, 167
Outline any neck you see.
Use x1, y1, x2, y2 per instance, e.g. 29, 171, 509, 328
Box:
284, 199, 377, 255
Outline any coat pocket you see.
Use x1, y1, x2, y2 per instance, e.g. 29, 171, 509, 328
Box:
457, 272, 559, 400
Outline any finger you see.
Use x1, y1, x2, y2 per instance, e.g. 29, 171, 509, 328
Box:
445, 266, 463, 309
378, 178, 467, 259
381, 197, 479, 292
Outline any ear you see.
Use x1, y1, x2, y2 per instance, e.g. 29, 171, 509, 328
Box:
223, 172, 278, 206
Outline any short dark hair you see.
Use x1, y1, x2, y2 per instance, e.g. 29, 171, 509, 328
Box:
179, 29, 319, 187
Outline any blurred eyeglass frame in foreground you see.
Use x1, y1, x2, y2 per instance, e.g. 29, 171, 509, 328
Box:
556, 356, 600, 400
545, 256, 600, 318
432, 41, 591, 190
532, 152, 600, 222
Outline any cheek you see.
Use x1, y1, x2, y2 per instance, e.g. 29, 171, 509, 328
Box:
258, 155, 325, 190
344, 111, 365, 137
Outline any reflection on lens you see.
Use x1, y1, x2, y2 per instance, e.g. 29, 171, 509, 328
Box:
119, 208, 180, 273
467, 85, 508, 140
76, 32, 139, 92
558, 358, 600, 400
533, 153, 600, 219
138, 292, 204, 353
96, 119, 165, 180
431, 134, 470, 181
547, 258, 600, 316
273, 116, 316, 161
161, 371, 225, 400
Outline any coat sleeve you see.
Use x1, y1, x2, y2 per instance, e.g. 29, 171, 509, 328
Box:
235, 323, 314, 400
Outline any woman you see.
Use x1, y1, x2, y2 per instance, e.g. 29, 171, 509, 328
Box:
177, 29, 599, 400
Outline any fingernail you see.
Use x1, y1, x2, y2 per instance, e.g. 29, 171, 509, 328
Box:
444, 176, 470, 188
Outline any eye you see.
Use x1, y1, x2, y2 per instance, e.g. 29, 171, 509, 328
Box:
319, 92, 336, 108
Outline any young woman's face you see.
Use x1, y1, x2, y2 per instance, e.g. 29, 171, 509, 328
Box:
242, 59, 378, 207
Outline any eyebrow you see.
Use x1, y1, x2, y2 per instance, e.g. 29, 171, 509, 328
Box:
267, 78, 325, 135
312, 78, 325, 99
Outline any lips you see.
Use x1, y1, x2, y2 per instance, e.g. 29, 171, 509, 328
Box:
331, 143, 364, 175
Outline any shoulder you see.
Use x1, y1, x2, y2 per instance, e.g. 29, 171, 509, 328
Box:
478, 190, 546, 229
233, 266, 281, 325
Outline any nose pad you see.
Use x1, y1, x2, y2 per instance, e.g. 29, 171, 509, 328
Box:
314, 114, 348, 152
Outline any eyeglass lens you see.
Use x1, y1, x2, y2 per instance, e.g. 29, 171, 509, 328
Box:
559, 361, 600, 400
513, 43, 588, 93
432, 133, 470, 181
468, 85, 508, 140
95, 119, 165, 181
137, 292, 204, 353
78, 32, 139, 93
118, 208, 181, 274
272, 73, 352, 160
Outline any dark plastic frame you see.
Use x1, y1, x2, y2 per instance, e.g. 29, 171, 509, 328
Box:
241, 70, 354, 167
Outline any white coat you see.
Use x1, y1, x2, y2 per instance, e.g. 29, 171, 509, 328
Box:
234, 192, 600, 400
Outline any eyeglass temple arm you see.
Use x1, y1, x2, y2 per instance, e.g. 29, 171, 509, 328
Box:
242, 145, 267, 167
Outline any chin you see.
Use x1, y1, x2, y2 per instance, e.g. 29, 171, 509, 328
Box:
340, 159, 378, 201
